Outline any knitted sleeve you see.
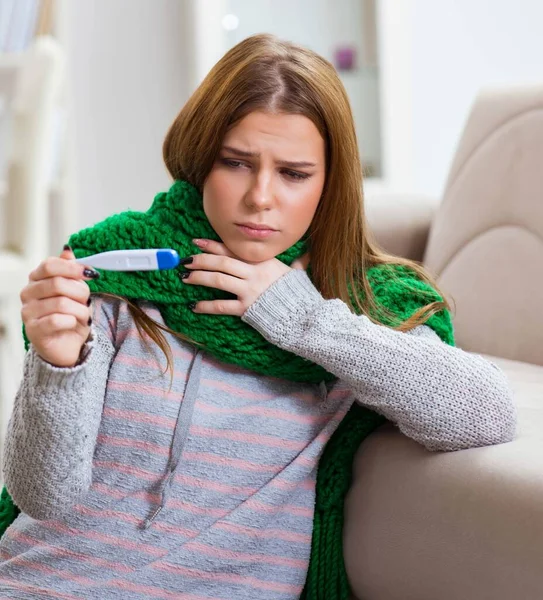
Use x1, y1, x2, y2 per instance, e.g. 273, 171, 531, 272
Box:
242, 269, 517, 452
2, 317, 115, 520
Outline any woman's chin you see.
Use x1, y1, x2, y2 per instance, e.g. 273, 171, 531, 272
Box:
224, 239, 286, 264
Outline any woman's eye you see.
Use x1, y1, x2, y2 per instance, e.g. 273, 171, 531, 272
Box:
220, 159, 309, 181
282, 169, 310, 181
221, 158, 246, 169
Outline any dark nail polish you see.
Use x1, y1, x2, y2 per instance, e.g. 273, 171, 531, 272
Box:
188, 302, 196, 311
86, 297, 92, 307
179, 256, 194, 265
83, 268, 100, 279
88, 316, 92, 326
179, 271, 191, 280
63, 244, 72, 252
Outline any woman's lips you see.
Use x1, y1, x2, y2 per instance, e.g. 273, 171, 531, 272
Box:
236, 224, 278, 239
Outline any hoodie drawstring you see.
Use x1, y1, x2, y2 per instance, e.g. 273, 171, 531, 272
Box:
318, 380, 328, 403
142, 349, 203, 530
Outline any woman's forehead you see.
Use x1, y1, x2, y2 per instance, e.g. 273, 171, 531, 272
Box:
223, 111, 325, 162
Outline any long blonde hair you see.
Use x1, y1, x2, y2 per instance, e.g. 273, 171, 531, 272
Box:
116, 33, 451, 372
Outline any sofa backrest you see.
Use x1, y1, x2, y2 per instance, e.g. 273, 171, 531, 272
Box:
423, 86, 543, 366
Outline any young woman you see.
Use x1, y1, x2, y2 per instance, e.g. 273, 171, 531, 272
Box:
0, 34, 515, 599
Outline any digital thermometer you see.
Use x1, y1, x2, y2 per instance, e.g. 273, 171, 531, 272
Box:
75, 249, 180, 271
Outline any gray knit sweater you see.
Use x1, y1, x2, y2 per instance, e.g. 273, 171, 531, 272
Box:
0, 270, 516, 599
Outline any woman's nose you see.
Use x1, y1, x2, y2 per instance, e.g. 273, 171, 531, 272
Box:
244, 174, 274, 210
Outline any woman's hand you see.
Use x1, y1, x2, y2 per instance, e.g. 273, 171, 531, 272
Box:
20, 246, 100, 368
180, 238, 309, 316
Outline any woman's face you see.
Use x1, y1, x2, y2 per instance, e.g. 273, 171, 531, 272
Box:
203, 111, 326, 263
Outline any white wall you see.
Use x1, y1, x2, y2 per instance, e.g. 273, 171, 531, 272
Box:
65, 0, 193, 229
375, 0, 414, 192
383, 0, 543, 198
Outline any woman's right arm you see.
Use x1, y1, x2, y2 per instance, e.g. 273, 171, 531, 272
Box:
4, 328, 115, 520
2, 246, 115, 520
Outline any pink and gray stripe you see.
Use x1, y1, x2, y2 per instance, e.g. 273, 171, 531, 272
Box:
0, 297, 353, 598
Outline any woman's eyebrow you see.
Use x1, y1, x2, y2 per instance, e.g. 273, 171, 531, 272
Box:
221, 145, 317, 168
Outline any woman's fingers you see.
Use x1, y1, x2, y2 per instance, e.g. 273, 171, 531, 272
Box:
193, 239, 235, 257
29, 256, 97, 283
25, 313, 90, 340
25, 313, 78, 337
190, 299, 243, 316
29, 256, 72, 280
182, 245, 249, 313
21, 250, 95, 367
60, 244, 74, 261
180, 269, 245, 296
21, 276, 90, 305
182, 252, 250, 279
22, 296, 91, 329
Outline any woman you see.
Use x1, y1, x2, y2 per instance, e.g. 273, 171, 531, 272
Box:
0, 33, 515, 599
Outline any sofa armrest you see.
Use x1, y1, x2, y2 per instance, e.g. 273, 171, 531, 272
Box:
344, 354, 543, 600
364, 192, 440, 263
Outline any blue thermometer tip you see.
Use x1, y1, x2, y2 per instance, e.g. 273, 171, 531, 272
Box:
156, 249, 180, 270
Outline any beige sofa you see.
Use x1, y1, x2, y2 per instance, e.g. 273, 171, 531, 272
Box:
345, 85, 543, 599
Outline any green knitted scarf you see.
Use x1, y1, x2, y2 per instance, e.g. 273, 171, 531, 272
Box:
0, 180, 454, 599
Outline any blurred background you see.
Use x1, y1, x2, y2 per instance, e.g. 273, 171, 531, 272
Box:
0, 0, 542, 470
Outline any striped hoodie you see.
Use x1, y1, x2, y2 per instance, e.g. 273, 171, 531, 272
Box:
0, 270, 516, 599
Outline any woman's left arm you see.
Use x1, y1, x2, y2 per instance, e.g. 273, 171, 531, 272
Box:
242, 269, 517, 452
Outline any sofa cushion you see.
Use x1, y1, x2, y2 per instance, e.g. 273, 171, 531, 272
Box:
344, 355, 543, 600
422, 86, 543, 366
483, 354, 543, 440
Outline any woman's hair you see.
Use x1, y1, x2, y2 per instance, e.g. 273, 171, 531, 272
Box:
119, 33, 452, 373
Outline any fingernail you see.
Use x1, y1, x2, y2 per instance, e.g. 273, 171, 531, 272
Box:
193, 239, 207, 247
179, 272, 191, 280
88, 316, 92, 326
83, 268, 100, 279
188, 302, 197, 311
179, 256, 194, 265
86, 297, 91, 307
63, 244, 72, 252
